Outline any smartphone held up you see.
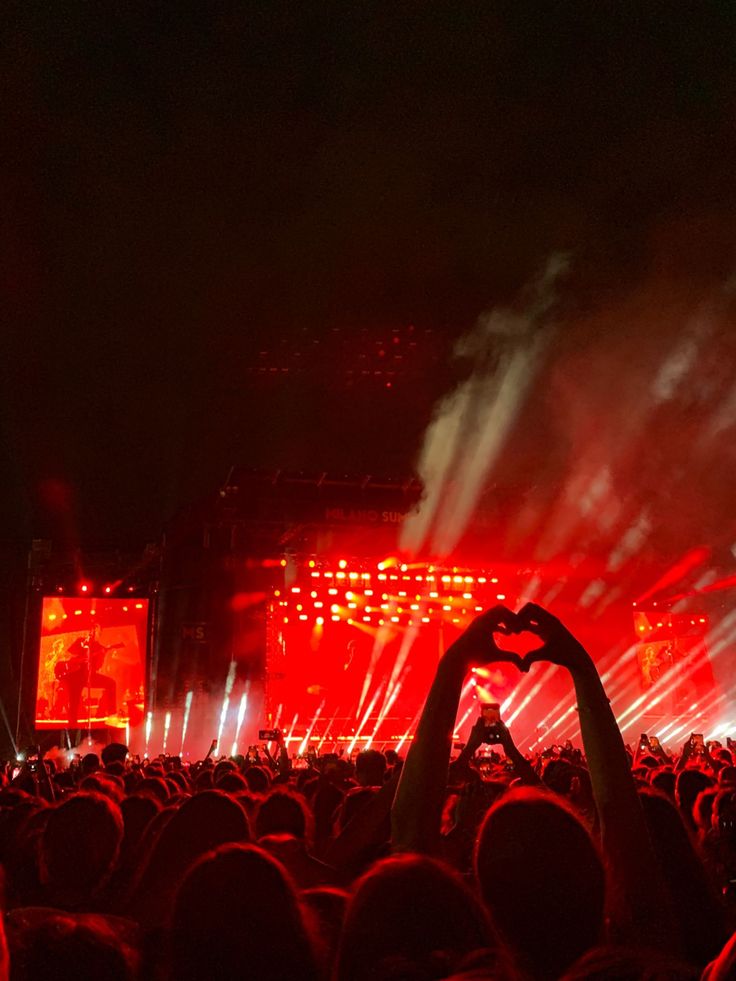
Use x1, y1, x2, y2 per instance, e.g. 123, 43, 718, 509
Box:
480, 703, 504, 744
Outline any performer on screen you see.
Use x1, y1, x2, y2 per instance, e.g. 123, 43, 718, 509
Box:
56, 624, 119, 726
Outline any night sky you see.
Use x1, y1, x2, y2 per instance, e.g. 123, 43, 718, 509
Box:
3, 2, 736, 551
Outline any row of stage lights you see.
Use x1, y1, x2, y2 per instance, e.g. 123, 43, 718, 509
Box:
274, 558, 506, 627
45, 602, 146, 623
50, 583, 142, 596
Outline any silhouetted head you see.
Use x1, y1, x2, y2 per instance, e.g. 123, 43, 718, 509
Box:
101, 742, 128, 768
170, 843, 319, 981
131, 789, 250, 925
215, 770, 248, 794
559, 944, 698, 980
243, 764, 271, 794
7, 910, 135, 981
255, 788, 311, 842
355, 749, 387, 787
475, 787, 604, 980
718, 765, 736, 788
650, 768, 677, 800
675, 769, 713, 831
639, 788, 726, 966
693, 788, 718, 835
41, 793, 123, 907
336, 854, 494, 981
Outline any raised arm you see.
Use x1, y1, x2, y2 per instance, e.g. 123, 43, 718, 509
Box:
495, 721, 540, 786
518, 603, 676, 951
391, 606, 519, 854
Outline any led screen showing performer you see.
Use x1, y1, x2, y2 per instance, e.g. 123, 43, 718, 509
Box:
35, 597, 148, 730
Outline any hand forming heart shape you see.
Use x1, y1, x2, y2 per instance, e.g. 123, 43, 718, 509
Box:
453, 602, 586, 675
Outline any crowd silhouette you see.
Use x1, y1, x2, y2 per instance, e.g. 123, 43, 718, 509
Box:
1, 603, 735, 979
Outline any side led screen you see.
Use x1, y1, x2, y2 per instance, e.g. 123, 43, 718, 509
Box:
35, 597, 148, 730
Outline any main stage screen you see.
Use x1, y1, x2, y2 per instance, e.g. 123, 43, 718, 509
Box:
35, 597, 148, 730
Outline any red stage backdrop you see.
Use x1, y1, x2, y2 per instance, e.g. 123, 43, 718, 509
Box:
35, 597, 147, 730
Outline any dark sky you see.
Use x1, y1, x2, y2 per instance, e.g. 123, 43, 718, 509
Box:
2, 2, 736, 550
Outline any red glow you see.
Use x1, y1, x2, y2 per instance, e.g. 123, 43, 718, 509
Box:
636, 546, 710, 604
35, 596, 147, 730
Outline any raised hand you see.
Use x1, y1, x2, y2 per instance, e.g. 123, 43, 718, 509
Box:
446, 605, 525, 670
514, 602, 596, 677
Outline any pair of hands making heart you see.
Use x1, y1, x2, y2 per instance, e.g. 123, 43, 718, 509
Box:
448, 602, 593, 676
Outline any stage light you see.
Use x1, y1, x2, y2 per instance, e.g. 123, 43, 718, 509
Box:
422, 617, 430, 623
104, 585, 112, 594
331, 604, 340, 613
299, 614, 308, 621
443, 605, 452, 612
464, 576, 474, 583
308, 560, 316, 568
324, 572, 334, 578
314, 601, 324, 608
296, 604, 303, 611
328, 588, 338, 595
441, 576, 451, 583
316, 616, 325, 626
331, 615, 340, 622
336, 572, 346, 579
497, 594, 506, 601
48, 613, 56, 622
80, 584, 89, 593
280, 559, 287, 567
291, 587, 301, 593
478, 577, 487, 583
283, 617, 289, 624
74, 609, 82, 615
463, 592, 472, 599
311, 572, 320, 578
491, 577, 498, 584
135, 603, 143, 609
391, 616, 400, 623
339, 559, 347, 569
